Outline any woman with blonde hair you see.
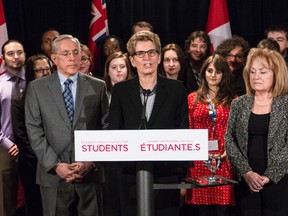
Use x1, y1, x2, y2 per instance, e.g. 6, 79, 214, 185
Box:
226, 48, 288, 215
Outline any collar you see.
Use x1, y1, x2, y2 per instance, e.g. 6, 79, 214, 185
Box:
4, 69, 25, 81
58, 71, 78, 85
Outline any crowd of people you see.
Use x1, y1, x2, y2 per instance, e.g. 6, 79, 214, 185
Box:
1, 21, 288, 216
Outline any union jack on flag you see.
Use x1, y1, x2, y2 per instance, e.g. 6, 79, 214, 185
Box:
88, 0, 109, 73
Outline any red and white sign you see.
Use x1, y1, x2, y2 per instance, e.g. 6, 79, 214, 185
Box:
75, 129, 208, 161
206, 0, 232, 51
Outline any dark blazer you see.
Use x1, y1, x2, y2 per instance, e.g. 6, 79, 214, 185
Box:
25, 72, 109, 187
109, 75, 189, 130
108, 75, 189, 176
12, 92, 43, 216
107, 75, 189, 216
226, 94, 288, 184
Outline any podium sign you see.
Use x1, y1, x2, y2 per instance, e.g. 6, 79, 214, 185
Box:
75, 129, 208, 161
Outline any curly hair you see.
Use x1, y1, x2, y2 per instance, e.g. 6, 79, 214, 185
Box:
184, 31, 211, 59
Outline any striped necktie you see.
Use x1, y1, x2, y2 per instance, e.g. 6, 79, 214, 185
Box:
63, 79, 74, 125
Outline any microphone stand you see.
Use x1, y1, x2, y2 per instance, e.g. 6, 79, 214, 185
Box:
137, 89, 154, 216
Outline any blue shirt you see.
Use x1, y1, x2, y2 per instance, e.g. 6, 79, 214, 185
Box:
57, 71, 78, 107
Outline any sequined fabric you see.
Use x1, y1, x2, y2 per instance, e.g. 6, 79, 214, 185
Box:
185, 92, 235, 205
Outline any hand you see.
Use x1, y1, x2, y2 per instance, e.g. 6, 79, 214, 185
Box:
261, 175, 270, 185
65, 173, 83, 183
220, 151, 228, 162
54, 163, 75, 180
8, 144, 19, 157
243, 171, 268, 192
68, 162, 94, 179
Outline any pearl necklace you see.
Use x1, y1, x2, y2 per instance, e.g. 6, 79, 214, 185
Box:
254, 98, 272, 106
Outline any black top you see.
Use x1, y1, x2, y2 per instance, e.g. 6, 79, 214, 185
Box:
248, 112, 270, 174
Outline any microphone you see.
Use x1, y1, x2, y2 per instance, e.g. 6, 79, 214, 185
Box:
139, 88, 151, 129
142, 89, 151, 96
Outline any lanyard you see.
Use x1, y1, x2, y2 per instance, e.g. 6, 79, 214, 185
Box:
207, 94, 217, 138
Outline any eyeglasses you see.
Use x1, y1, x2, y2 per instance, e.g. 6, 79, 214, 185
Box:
55, 50, 80, 58
34, 67, 51, 74
81, 57, 90, 63
226, 53, 244, 60
133, 49, 159, 58
163, 58, 179, 63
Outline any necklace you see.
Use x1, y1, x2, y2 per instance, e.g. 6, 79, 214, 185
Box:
254, 98, 272, 106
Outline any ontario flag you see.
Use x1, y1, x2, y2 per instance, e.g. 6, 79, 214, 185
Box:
206, 0, 232, 52
88, 0, 109, 75
0, 0, 8, 75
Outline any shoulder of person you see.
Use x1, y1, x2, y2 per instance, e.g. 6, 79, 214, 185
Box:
113, 77, 135, 90
81, 73, 105, 85
275, 94, 288, 101
273, 94, 288, 108
159, 76, 185, 89
231, 94, 251, 106
187, 91, 197, 100
0, 71, 9, 82
28, 74, 51, 87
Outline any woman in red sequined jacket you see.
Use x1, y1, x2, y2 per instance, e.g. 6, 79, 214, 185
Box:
185, 54, 236, 216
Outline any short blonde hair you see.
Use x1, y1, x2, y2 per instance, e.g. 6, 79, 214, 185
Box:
243, 48, 288, 96
126, 31, 161, 56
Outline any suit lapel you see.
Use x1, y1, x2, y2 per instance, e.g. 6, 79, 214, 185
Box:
240, 96, 254, 156
267, 96, 282, 152
47, 73, 72, 128
148, 76, 167, 124
129, 77, 142, 117
73, 73, 89, 127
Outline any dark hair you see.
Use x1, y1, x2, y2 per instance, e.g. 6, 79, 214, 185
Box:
132, 21, 154, 34
265, 25, 288, 40
1, 39, 24, 56
184, 31, 211, 59
195, 54, 234, 107
80, 44, 94, 72
159, 43, 187, 80
103, 52, 132, 94
100, 35, 126, 55
25, 54, 51, 84
97, 35, 126, 78
41, 28, 60, 41
257, 38, 280, 52
214, 35, 250, 59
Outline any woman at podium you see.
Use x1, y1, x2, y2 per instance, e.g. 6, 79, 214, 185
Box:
108, 31, 189, 216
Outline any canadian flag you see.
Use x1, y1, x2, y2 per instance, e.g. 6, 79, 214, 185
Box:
206, 0, 232, 51
0, 0, 8, 75
88, 0, 109, 75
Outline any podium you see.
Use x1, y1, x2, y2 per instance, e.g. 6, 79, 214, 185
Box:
75, 129, 211, 216
136, 162, 238, 216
